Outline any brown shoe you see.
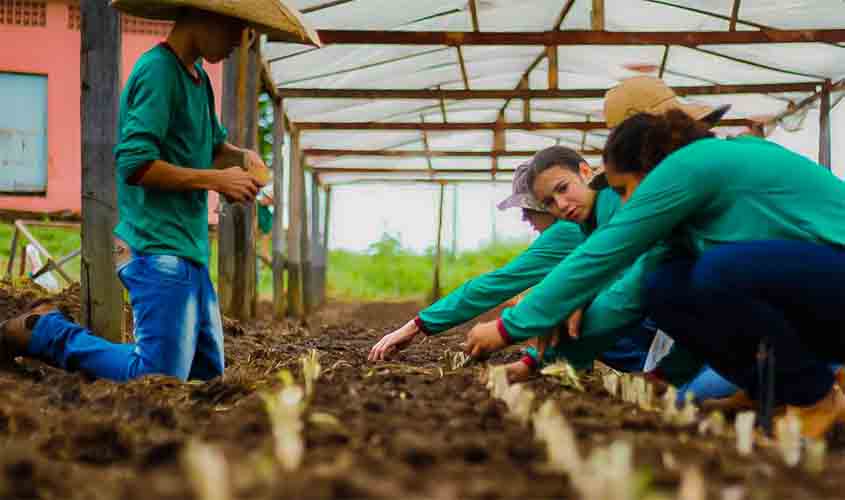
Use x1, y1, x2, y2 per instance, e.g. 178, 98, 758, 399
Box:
701, 390, 756, 412
0, 299, 57, 362
781, 385, 845, 440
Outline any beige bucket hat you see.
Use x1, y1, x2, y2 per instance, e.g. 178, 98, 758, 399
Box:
111, 0, 320, 45
604, 76, 730, 128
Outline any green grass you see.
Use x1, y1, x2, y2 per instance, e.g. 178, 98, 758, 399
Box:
0, 221, 528, 302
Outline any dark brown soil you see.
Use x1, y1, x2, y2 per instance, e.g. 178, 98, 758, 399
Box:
1, 283, 845, 499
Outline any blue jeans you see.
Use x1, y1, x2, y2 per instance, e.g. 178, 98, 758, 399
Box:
645, 240, 845, 407
677, 366, 738, 404
28, 252, 224, 382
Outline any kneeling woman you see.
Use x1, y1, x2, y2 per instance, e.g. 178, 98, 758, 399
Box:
466, 110, 845, 438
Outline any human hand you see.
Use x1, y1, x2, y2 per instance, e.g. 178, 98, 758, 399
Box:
213, 167, 261, 203
368, 320, 420, 362
567, 307, 583, 339
243, 149, 271, 186
464, 319, 507, 358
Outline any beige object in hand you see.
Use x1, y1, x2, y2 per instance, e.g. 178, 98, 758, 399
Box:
247, 162, 271, 186
110, 0, 320, 45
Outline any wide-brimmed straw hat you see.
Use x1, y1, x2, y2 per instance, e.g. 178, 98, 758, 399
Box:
604, 76, 730, 128
497, 163, 548, 213
111, 0, 320, 45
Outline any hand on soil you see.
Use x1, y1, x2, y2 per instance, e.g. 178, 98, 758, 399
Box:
465, 320, 507, 358
215, 167, 261, 203
368, 320, 419, 362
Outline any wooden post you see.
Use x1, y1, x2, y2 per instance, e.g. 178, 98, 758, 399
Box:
729, 0, 742, 32
309, 175, 322, 307
218, 35, 259, 321
591, 0, 605, 31
300, 170, 314, 314
819, 79, 832, 169
286, 130, 305, 318
80, 1, 123, 342
320, 185, 332, 303
5, 226, 18, 281
431, 182, 446, 302
546, 46, 558, 90
519, 77, 531, 123
271, 98, 287, 319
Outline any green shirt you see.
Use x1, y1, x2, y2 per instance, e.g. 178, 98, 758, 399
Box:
503, 136, 845, 341
417, 220, 585, 334
113, 44, 228, 266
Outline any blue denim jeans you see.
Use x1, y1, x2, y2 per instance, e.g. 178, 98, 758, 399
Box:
645, 240, 845, 407
677, 366, 738, 404
28, 252, 224, 382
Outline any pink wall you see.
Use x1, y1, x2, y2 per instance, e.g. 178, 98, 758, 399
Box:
0, 0, 223, 217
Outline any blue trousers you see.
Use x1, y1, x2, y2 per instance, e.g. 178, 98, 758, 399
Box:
28, 252, 225, 382
645, 240, 845, 407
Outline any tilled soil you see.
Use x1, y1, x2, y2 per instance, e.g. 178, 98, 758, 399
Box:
1, 284, 845, 499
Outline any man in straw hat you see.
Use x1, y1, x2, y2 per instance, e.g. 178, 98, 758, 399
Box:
0, 1, 317, 382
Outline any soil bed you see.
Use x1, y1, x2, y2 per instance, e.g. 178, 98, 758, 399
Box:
1, 284, 844, 499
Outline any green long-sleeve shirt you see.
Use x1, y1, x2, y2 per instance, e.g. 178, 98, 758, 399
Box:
502, 136, 845, 341
416, 220, 585, 334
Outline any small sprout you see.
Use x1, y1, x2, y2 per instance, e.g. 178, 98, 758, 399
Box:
301, 349, 322, 399
775, 414, 802, 467
262, 385, 306, 470
449, 350, 471, 371
541, 361, 584, 391
677, 392, 698, 425
804, 439, 827, 474
698, 411, 726, 436
620, 374, 637, 404
575, 441, 634, 500
487, 365, 509, 400
502, 384, 535, 424
662, 386, 678, 420
603, 372, 620, 398
182, 440, 229, 500
308, 411, 342, 428
677, 466, 706, 500
633, 377, 654, 410
735, 411, 755, 456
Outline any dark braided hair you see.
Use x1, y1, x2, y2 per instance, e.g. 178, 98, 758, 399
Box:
603, 110, 715, 175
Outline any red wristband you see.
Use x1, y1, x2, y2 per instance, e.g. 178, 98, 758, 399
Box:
496, 317, 513, 345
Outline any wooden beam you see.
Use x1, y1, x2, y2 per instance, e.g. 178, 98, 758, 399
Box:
278, 82, 820, 99
437, 85, 448, 122
766, 78, 845, 124
80, 0, 123, 342
591, 0, 605, 31
218, 40, 259, 321
309, 174, 323, 307
658, 45, 670, 78
729, 0, 742, 32
322, 186, 332, 254
420, 115, 434, 171
287, 130, 306, 319
468, 0, 480, 32
304, 148, 601, 157
271, 100, 287, 319
554, 0, 577, 30
546, 46, 558, 89
819, 80, 832, 169
260, 55, 279, 101
300, 28, 845, 45
431, 182, 446, 302
302, 0, 356, 13
519, 77, 530, 123
456, 46, 470, 90
295, 118, 754, 131
313, 167, 515, 174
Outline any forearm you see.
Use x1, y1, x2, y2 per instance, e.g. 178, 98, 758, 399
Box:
135, 160, 220, 192
213, 142, 246, 170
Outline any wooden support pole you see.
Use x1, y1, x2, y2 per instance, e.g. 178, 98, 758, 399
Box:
271, 99, 287, 319
420, 114, 434, 171
468, 0, 480, 32
519, 77, 531, 123
658, 45, 670, 78
456, 46, 470, 90
309, 177, 324, 306
492, 115, 505, 177
437, 85, 448, 122
287, 130, 306, 318
729, 0, 742, 32
5, 226, 18, 280
431, 182, 446, 302
218, 36, 259, 321
300, 170, 314, 314
591, 0, 605, 31
80, 1, 123, 341
321, 186, 332, 303
277, 82, 820, 100
819, 79, 832, 169
295, 118, 753, 131
546, 46, 558, 90
299, 28, 845, 45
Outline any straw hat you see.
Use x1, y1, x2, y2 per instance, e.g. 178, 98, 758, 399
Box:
111, 0, 320, 45
604, 76, 730, 128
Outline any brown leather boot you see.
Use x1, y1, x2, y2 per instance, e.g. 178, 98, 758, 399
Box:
0, 299, 58, 362
781, 385, 845, 439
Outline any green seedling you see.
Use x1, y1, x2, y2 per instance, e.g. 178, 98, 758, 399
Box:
735, 411, 755, 456
541, 361, 584, 392
182, 440, 229, 500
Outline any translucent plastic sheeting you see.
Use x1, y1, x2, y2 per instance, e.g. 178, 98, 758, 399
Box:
667, 0, 845, 30
317, 171, 515, 185
431, 157, 492, 170
309, 156, 428, 170
286, 99, 437, 123
300, 130, 424, 150
666, 45, 819, 84
426, 131, 493, 151
700, 44, 845, 81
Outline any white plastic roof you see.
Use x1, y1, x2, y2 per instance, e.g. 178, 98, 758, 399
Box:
266, 0, 845, 184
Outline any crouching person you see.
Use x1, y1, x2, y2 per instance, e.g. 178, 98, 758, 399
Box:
0, 1, 318, 382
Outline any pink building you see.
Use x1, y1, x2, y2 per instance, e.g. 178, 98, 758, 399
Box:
0, 0, 223, 216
